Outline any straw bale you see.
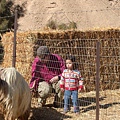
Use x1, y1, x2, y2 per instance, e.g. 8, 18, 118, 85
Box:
1, 29, 120, 91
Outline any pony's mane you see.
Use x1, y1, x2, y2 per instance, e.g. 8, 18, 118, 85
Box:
0, 67, 31, 120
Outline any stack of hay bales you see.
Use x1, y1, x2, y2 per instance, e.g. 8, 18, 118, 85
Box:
1, 29, 120, 91
1, 32, 36, 83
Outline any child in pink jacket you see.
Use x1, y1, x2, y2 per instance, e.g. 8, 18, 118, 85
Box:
60, 55, 83, 114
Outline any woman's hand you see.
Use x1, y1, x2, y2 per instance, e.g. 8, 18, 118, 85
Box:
49, 76, 59, 83
61, 88, 65, 92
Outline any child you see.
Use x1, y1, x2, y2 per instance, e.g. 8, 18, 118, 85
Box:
60, 55, 83, 114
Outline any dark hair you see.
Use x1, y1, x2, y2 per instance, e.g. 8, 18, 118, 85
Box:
65, 54, 78, 69
66, 54, 75, 62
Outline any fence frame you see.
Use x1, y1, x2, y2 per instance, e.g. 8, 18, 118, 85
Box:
12, 9, 17, 68
96, 41, 100, 120
10, 11, 120, 120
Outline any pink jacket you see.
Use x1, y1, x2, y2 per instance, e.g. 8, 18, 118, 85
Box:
29, 54, 65, 91
60, 69, 83, 91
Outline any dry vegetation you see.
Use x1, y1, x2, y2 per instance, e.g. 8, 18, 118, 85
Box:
29, 89, 120, 120
0, 89, 119, 119
1, 29, 120, 91
1, 0, 120, 119
0, 29, 120, 119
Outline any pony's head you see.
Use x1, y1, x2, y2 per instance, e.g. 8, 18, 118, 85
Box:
0, 67, 31, 120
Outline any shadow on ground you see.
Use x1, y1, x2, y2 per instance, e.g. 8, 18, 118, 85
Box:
29, 106, 71, 120
78, 96, 120, 113
78, 96, 105, 106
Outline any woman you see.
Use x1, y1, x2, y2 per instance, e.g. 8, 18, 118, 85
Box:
30, 46, 65, 107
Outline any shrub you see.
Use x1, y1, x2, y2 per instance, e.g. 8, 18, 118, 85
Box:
68, 21, 77, 29
58, 23, 68, 30
46, 20, 57, 30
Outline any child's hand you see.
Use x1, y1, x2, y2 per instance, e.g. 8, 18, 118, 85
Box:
78, 85, 85, 92
61, 88, 64, 92
78, 88, 82, 92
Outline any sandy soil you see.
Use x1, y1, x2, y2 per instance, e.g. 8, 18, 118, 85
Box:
0, 89, 119, 120
29, 89, 120, 120
12, 0, 120, 31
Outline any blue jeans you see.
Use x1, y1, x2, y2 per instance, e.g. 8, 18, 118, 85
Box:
64, 90, 79, 113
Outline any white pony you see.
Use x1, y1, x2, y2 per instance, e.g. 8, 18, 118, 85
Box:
0, 67, 31, 120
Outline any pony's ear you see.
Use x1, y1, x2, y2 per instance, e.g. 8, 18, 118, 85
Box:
0, 78, 7, 86
0, 68, 4, 77
0, 78, 8, 96
0, 78, 3, 85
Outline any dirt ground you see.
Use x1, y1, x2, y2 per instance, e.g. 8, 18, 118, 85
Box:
29, 89, 120, 120
0, 89, 119, 120
12, 0, 120, 31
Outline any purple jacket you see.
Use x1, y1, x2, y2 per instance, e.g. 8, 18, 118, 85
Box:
29, 54, 65, 91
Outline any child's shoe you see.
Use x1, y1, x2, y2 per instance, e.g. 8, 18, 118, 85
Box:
63, 110, 67, 114
62, 109, 70, 114
75, 112, 80, 115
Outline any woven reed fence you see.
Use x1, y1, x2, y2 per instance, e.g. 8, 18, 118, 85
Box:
1, 29, 120, 92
